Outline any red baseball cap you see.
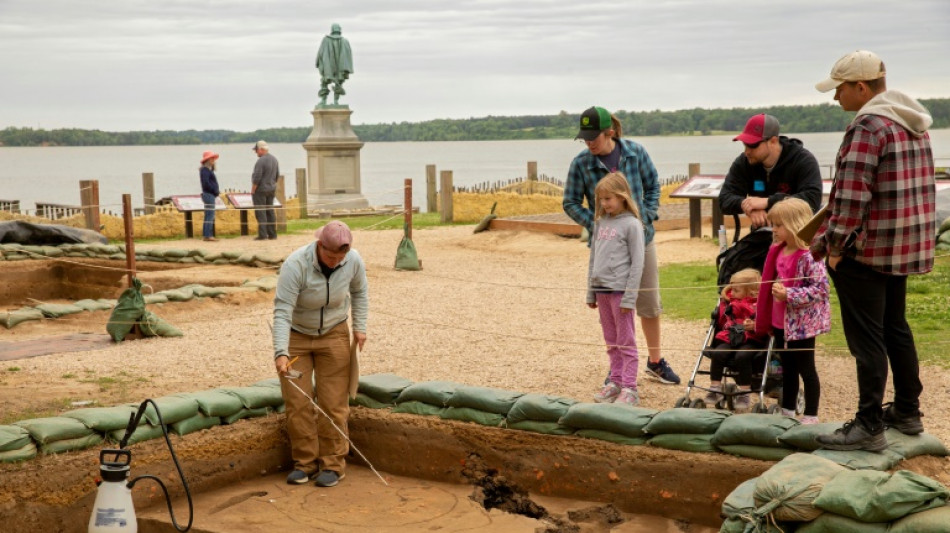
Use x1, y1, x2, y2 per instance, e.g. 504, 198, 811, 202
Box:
315, 220, 352, 251
733, 114, 780, 144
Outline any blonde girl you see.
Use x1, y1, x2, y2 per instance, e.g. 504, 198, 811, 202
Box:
587, 172, 645, 405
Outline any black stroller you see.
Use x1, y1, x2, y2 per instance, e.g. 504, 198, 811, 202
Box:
673, 220, 804, 414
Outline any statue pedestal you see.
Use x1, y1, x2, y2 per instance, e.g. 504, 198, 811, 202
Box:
302, 106, 368, 211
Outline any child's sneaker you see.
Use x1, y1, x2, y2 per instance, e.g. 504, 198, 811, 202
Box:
800, 415, 820, 425
732, 390, 751, 412
616, 387, 640, 406
703, 385, 722, 406
781, 408, 796, 418
594, 382, 621, 403
646, 358, 681, 384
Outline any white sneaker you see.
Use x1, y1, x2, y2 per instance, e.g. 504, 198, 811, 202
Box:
616, 387, 640, 406
594, 382, 621, 403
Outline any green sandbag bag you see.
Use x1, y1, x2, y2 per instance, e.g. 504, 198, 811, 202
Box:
73, 299, 114, 312
505, 420, 575, 436
242, 276, 278, 291
170, 413, 221, 436
643, 407, 731, 435
394, 223, 420, 271
15, 417, 96, 444
648, 433, 717, 453
108, 424, 166, 445
349, 393, 391, 409
440, 407, 505, 427
473, 202, 498, 234
0, 307, 44, 329
939, 230, 950, 245
252, 378, 280, 388
446, 385, 523, 415
42, 433, 104, 454
143, 294, 169, 305
722, 478, 758, 520
221, 407, 271, 425
890, 504, 950, 533
0, 425, 32, 452
884, 429, 949, 459
107, 277, 145, 341
358, 373, 414, 404
812, 448, 904, 471
177, 391, 244, 418
777, 422, 843, 451
0, 443, 37, 463
139, 310, 183, 337
162, 248, 189, 258
157, 288, 194, 302
34, 302, 85, 318
190, 285, 227, 298
939, 216, 950, 235
506, 393, 576, 424
558, 403, 658, 439
62, 405, 138, 432
224, 387, 284, 409
813, 469, 950, 523
717, 444, 795, 461
796, 512, 887, 533
391, 401, 446, 417
752, 453, 846, 522
711, 413, 800, 447
573, 429, 647, 446
131, 396, 200, 425
394, 381, 461, 407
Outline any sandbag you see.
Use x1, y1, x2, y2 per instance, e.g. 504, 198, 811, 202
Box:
795, 512, 888, 533
358, 373, 414, 404
505, 420, 575, 436
349, 393, 391, 409
394, 223, 420, 271
108, 424, 166, 445
506, 393, 576, 424
0, 307, 45, 329
573, 429, 647, 446
0, 425, 32, 452
717, 444, 795, 462
143, 294, 169, 305
133, 396, 200, 425
242, 276, 278, 291
722, 478, 758, 520
813, 469, 950, 523
391, 401, 446, 417
777, 422, 842, 451
0, 442, 37, 463
446, 385, 523, 415
179, 390, 245, 418
15, 417, 96, 444
752, 453, 846, 522
62, 405, 138, 432
558, 403, 658, 439
884, 429, 949, 459
34, 302, 85, 318
139, 310, 183, 337
440, 407, 505, 427
107, 277, 146, 341
890, 504, 950, 533
394, 381, 461, 407
643, 407, 731, 435
73, 299, 114, 312
161, 248, 189, 258
251, 378, 280, 388
41, 433, 104, 454
157, 288, 194, 302
190, 285, 227, 298
712, 414, 800, 447
224, 387, 285, 410
812, 448, 904, 471
221, 407, 271, 425
170, 413, 221, 436
648, 433, 717, 453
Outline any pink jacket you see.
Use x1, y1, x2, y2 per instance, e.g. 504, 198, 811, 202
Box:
714, 289, 765, 345
755, 243, 831, 342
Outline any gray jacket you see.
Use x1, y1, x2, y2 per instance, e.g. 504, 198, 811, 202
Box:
272, 241, 368, 358
587, 212, 645, 310
252, 152, 279, 194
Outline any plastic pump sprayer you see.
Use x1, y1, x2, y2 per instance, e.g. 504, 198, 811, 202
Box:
88, 399, 194, 533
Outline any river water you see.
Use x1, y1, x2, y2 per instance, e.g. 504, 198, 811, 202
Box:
1, 130, 948, 215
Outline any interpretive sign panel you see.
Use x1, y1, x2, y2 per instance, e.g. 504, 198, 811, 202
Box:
170, 195, 226, 212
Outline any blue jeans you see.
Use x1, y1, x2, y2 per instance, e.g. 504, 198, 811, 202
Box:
201, 193, 216, 238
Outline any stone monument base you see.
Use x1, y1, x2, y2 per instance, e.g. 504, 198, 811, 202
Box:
303, 106, 368, 211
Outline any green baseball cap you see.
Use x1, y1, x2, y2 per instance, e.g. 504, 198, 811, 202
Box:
575, 106, 611, 141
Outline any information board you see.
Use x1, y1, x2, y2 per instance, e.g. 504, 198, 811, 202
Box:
227, 193, 282, 209
170, 195, 227, 212
669, 175, 725, 199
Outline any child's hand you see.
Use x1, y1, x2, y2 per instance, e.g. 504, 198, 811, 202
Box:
620, 307, 632, 314
771, 282, 788, 302
588, 302, 597, 309
742, 318, 754, 329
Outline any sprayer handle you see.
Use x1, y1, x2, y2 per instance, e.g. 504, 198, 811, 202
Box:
100, 448, 132, 467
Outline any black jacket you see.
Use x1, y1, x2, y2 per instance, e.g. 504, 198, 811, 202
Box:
719, 136, 823, 215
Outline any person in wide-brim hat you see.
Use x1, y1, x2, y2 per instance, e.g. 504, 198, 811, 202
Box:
199, 150, 220, 241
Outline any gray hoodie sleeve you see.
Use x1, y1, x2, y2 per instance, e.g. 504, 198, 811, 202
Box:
620, 219, 645, 310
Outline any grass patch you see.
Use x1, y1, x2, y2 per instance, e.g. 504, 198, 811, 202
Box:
0, 398, 76, 425
6, 366, 21, 372
286, 212, 460, 234
659, 256, 950, 368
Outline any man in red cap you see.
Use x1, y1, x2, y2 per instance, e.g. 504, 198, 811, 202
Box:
719, 114, 823, 228
272, 220, 368, 487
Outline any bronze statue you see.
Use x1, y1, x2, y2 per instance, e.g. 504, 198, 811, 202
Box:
316, 23, 353, 106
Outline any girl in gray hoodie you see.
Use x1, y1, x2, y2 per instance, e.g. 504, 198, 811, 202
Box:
588, 172, 645, 405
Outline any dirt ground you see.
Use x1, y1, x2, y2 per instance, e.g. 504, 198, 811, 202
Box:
1, 225, 949, 528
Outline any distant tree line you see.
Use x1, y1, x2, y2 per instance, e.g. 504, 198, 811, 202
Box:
2, 99, 947, 147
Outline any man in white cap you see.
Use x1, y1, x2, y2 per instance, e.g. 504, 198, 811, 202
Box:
251, 140, 279, 240
273, 220, 368, 487
810, 50, 935, 451
719, 113, 823, 228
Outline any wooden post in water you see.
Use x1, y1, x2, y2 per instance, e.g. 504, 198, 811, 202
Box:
295, 168, 308, 219
79, 180, 101, 231
275, 174, 287, 232
527, 161, 538, 195
142, 173, 156, 214
688, 163, 702, 239
404, 179, 412, 240
426, 164, 437, 213
122, 194, 136, 287
439, 170, 453, 223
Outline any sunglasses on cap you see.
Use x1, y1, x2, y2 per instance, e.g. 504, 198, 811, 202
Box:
743, 140, 766, 149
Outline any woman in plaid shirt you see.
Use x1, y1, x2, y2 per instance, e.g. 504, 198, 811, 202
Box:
810, 51, 936, 452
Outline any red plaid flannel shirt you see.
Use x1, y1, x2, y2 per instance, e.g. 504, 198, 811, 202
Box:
816, 114, 935, 275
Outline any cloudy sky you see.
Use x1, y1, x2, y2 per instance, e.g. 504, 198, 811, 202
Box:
2, 0, 948, 132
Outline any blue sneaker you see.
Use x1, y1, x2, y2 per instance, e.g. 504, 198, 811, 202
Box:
314, 470, 345, 487
646, 358, 681, 385
286, 469, 309, 485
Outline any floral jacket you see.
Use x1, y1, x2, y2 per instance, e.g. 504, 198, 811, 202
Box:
755, 243, 831, 342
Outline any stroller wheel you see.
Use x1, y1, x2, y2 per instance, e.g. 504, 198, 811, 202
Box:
751, 402, 768, 414
674, 396, 690, 408
766, 404, 782, 415
689, 398, 707, 409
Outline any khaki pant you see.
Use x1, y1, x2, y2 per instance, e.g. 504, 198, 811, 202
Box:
279, 322, 351, 474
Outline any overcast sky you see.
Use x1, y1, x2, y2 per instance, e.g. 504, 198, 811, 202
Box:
2, 0, 948, 132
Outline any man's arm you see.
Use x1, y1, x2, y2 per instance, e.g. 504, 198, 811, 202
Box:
823, 125, 877, 257
272, 261, 302, 359
563, 157, 594, 232
637, 147, 660, 224
349, 253, 369, 350
719, 155, 751, 216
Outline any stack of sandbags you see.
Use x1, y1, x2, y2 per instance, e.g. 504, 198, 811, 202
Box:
441, 385, 524, 427
711, 413, 799, 461
558, 403, 658, 445
352, 373, 414, 409
643, 407, 731, 453
504, 393, 576, 435
14, 417, 104, 455
392, 381, 461, 417
0, 425, 37, 462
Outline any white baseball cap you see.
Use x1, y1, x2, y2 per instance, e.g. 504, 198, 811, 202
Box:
815, 50, 886, 93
